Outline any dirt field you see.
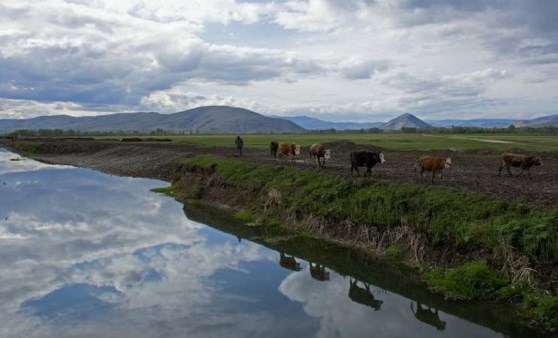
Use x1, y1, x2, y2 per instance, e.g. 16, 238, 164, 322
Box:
4, 139, 557, 209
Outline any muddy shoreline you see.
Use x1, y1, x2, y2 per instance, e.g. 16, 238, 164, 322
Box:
2, 138, 557, 208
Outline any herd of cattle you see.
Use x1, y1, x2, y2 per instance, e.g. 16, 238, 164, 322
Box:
267, 141, 543, 183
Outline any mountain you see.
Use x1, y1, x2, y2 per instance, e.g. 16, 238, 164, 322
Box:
427, 119, 515, 128
513, 114, 558, 127
0, 106, 305, 134
279, 115, 384, 130
381, 113, 432, 130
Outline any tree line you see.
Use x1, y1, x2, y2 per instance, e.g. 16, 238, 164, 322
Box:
2, 125, 558, 137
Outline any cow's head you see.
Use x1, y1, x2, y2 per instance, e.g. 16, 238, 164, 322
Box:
379, 152, 386, 164
324, 149, 331, 160
444, 157, 452, 169
294, 145, 301, 156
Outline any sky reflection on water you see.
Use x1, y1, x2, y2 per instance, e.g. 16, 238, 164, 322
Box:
0, 148, 532, 338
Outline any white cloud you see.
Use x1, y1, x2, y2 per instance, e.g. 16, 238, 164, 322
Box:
0, 0, 557, 120
275, 0, 340, 32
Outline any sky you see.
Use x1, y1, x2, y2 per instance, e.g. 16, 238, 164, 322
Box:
0, 0, 557, 122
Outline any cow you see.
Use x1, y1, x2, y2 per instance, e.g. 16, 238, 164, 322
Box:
350, 151, 385, 177
348, 278, 383, 311
416, 156, 452, 183
279, 252, 302, 271
309, 262, 330, 281
410, 302, 447, 331
498, 153, 542, 178
278, 142, 301, 159
270, 141, 279, 158
309, 143, 331, 168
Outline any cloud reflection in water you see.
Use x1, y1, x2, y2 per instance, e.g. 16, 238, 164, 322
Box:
0, 152, 313, 337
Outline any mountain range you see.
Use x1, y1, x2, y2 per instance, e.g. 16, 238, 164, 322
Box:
0, 106, 304, 134
283, 113, 558, 130
0, 106, 556, 133
426, 119, 516, 128
281, 113, 432, 130
513, 114, 558, 127
279, 116, 384, 130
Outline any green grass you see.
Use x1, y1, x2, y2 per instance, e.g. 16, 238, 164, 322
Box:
524, 294, 558, 332
182, 155, 557, 258
151, 186, 179, 198
176, 154, 558, 329
426, 261, 507, 300
385, 245, 404, 261
98, 132, 558, 152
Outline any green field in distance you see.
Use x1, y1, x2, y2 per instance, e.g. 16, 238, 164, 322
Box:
105, 132, 558, 152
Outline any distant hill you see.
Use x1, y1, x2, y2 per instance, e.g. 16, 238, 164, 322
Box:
427, 119, 515, 128
280, 115, 384, 130
3, 107, 557, 133
381, 113, 432, 130
513, 114, 558, 127
0, 106, 305, 134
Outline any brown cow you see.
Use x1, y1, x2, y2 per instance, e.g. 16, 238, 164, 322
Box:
279, 252, 302, 271
278, 142, 301, 159
498, 153, 542, 178
416, 156, 452, 183
309, 143, 331, 168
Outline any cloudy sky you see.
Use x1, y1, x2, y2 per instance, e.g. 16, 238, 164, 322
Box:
1, 0, 557, 121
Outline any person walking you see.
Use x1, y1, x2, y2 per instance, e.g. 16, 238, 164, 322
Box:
235, 135, 244, 156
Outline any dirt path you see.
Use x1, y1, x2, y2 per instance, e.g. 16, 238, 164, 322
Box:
5, 139, 557, 209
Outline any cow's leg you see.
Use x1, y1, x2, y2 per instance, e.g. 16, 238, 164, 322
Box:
498, 161, 504, 177
365, 167, 372, 177
506, 165, 514, 177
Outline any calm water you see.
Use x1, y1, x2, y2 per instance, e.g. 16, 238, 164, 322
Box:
0, 148, 551, 338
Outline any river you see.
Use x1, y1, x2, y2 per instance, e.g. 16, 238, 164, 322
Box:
0, 148, 552, 338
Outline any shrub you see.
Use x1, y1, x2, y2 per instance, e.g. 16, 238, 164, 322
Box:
234, 210, 253, 222
385, 245, 404, 260
524, 294, 558, 332
426, 261, 507, 300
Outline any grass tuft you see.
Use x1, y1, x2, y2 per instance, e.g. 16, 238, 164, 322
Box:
425, 261, 507, 300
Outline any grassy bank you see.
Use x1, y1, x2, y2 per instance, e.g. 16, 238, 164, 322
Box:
173, 154, 558, 331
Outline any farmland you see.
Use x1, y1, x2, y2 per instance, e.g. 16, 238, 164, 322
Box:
104, 132, 558, 152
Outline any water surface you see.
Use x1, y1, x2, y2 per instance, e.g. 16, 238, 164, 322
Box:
0, 148, 552, 337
